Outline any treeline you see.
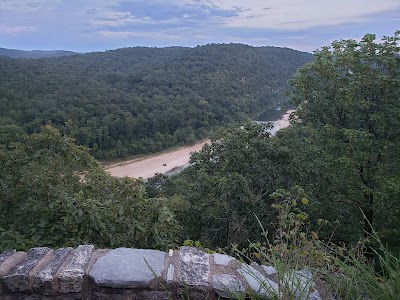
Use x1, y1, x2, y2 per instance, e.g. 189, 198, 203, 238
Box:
0, 33, 398, 254
0, 48, 77, 59
0, 44, 312, 158
0, 126, 181, 250
152, 32, 400, 250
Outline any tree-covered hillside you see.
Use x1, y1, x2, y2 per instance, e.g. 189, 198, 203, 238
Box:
0, 48, 78, 59
162, 32, 400, 250
0, 44, 312, 158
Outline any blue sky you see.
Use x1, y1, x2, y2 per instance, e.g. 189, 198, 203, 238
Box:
0, 0, 399, 53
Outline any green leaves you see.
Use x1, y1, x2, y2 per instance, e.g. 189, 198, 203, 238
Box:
289, 31, 400, 245
0, 126, 181, 251
0, 45, 312, 159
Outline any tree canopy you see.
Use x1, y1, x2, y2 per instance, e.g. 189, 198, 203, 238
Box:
1, 32, 399, 254
0, 44, 312, 159
0, 126, 181, 251
170, 32, 400, 249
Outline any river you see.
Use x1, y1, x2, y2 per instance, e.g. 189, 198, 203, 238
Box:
105, 109, 294, 179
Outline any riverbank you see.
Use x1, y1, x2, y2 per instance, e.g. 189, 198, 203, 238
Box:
278, 109, 295, 128
105, 109, 294, 179
106, 139, 210, 179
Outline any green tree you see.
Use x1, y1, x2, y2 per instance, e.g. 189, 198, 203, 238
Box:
290, 32, 400, 243
0, 126, 181, 250
176, 123, 293, 248
173, 31, 400, 249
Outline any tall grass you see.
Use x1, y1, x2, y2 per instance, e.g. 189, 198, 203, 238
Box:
228, 187, 400, 299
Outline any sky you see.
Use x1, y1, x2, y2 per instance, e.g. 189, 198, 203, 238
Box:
0, 0, 399, 53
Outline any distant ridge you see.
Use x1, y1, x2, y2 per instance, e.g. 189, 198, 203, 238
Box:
0, 47, 78, 59
0, 44, 312, 159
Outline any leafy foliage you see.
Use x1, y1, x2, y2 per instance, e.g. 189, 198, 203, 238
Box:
290, 31, 400, 245
171, 31, 400, 249
174, 122, 292, 247
0, 44, 312, 159
229, 188, 400, 300
0, 126, 181, 250
0, 47, 77, 59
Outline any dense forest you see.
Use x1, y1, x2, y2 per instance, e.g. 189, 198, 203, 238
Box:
0, 32, 399, 298
169, 33, 400, 250
0, 48, 77, 59
0, 44, 312, 158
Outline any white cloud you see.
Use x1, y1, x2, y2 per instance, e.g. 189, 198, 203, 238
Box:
0, 25, 37, 34
97, 30, 184, 41
0, 0, 63, 12
88, 10, 181, 28
211, 0, 400, 29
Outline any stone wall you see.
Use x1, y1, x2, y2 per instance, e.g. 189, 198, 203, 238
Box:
0, 245, 328, 299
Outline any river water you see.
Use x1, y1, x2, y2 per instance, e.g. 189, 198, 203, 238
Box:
106, 109, 294, 179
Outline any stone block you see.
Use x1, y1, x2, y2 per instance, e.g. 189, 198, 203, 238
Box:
282, 268, 321, 300
3, 247, 50, 292
238, 264, 279, 298
178, 247, 210, 288
89, 248, 166, 288
0, 249, 16, 266
167, 264, 174, 283
263, 265, 277, 275
0, 251, 27, 295
212, 274, 245, 298
33, 247, 72, 295
58, 245, 94, 293
213, 253, 234, 266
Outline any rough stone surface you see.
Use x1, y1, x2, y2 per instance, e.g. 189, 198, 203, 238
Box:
89, 248, 165, 288
0, 252, 27, 277
213, 253, 234, 266
212, 274, 245, 298
3, 247, 50, 292
0, 246, 327, 299
0, 251, 27, 295
263, 265, 277, 275
0, 250, 16, 266
308, 290, 322, 300
58, 245, 94, 293
238, 264, 279, 298
283, 269, 321, 300
178, 246, 210, 287
33, 247, 72, 295
167, 264, 174, 283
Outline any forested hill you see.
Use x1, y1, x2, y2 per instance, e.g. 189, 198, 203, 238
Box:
0, 48, 78, 59
0, 44, 312, 158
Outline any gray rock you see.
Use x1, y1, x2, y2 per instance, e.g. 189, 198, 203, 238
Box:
238, 264, 279, 298
212, 274, 245, 298
89, 248, 165, 288
0, 249, 16, 266
167, 264, 174, 283
178, 247, 210, 287
33, 247, 72, 295
309, 289, 322, 300
282, 269, 320, 300
263, 265, 277, 275
0, 251, 27, 294
58, 245, 94, 293
213, 253, 234, 266
3, 247, 50, 292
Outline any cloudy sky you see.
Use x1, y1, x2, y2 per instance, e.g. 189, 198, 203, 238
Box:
0, 0, 399, 53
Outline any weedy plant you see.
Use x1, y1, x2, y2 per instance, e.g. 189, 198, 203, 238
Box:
321, 229, 400, 300
228, 186, 328, 299
229, 187, 400, 300
148, 186, 400, 299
